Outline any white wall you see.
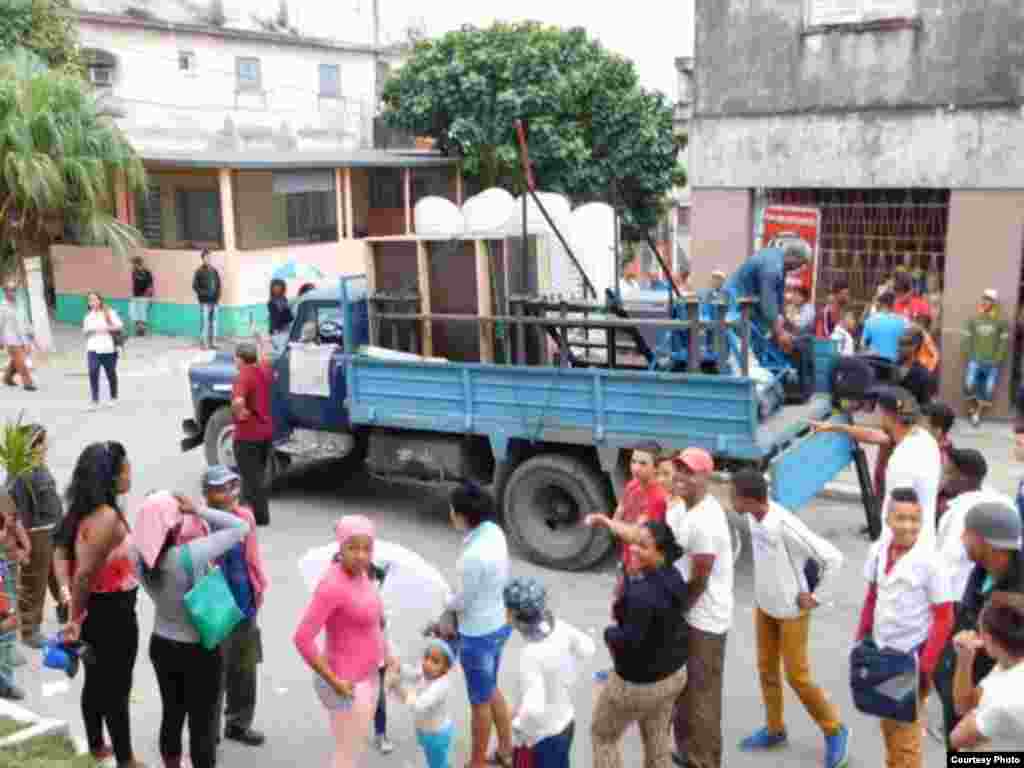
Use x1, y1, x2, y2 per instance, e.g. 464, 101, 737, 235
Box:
79, 19, 378, 154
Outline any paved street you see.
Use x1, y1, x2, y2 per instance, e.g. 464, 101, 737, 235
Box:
0, 328, 984, 767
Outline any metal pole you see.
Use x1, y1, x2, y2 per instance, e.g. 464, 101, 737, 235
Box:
686, 297, 700, 373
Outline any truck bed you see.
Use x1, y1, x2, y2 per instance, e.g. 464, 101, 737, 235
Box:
345, 355, 831, 464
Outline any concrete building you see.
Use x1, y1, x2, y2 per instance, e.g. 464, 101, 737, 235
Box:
689, 0, 1024, 416
51, 1, 460, 338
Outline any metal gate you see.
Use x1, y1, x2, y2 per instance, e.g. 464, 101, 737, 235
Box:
762, 189, 950, 315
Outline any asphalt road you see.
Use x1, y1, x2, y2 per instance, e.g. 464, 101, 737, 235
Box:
2, 345, 948, 768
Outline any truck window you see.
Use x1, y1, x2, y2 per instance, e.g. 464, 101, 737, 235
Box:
291, 301, 344, 347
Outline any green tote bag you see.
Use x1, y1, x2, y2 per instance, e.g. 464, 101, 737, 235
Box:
180, 544, 244, 650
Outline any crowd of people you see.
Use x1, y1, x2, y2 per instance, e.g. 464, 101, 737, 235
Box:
4, 254, 1024, 768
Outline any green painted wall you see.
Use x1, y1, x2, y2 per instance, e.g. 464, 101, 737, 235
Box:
56, 294, 269, 338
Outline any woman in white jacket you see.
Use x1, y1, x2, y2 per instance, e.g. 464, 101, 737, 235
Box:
82, 292, 123, 409
504, 577, 595, 768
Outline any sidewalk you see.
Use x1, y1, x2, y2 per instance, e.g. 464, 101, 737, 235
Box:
2, 321, 245, 378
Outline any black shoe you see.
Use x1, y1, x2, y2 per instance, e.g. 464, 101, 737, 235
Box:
224, 726, 265, 746
672, 752, 687, 767
56, 603, 69, 625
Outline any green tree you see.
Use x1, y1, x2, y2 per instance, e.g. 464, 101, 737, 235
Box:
0, 50, 144, 319
0, 0, 82, 76
381, 22, 677, 231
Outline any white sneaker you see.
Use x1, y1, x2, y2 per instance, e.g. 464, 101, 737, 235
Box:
971, 411, 981, 427
105, 400, 117, 409
87, 401, 100, 411
374, 735, 394, 754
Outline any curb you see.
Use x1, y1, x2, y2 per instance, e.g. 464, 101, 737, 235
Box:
0, 698, 76, 753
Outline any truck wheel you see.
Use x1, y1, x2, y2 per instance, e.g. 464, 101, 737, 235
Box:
502, 454, 614, 571
203, 406, 236, 469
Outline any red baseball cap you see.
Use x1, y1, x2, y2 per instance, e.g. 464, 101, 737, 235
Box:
673, 447, 714, 474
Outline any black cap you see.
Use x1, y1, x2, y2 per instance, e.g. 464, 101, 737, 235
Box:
869, 385, 921, 421
948, 448, 988, 480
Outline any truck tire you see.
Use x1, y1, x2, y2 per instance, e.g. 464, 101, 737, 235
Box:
203, 406, 236, 469
502, 454, 614, 571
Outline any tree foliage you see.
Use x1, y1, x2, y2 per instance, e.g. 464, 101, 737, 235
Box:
0, 53, 145, 282
0, 0, 82, 76
381, 22, 677, 232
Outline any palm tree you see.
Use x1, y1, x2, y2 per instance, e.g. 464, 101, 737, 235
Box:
0, 48, 145, 342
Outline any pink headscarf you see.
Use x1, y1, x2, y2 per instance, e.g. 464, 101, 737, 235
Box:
135, 492, 183, 568
335, 515, 375, 549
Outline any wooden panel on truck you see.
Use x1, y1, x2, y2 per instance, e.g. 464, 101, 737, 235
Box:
428, 240, 480, 362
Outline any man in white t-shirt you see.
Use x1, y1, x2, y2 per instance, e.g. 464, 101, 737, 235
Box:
666, 448, 733, 768
950, 592, 1024, 752
874, 385, 942, 548
936, 449, 1013, 603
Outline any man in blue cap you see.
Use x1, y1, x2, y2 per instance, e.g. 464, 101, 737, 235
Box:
204, 465, 268, 750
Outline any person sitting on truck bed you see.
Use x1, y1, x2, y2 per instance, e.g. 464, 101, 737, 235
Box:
722, 245, 808, 355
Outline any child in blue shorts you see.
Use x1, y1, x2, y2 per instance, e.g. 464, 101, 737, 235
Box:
391, 638, 456, 768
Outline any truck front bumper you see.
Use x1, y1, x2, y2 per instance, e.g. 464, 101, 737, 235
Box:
181, 418, 203, 452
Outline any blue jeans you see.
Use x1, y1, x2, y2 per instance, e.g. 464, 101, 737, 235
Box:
417, 723, 454, 768
199, 303, 218, 346
87, 350, 118, 403
533, 721, 574, 768
459, 625, 512, 705
964, 360, 1000, 402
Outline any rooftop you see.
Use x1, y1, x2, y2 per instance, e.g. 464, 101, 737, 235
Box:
141, 148, 458, 170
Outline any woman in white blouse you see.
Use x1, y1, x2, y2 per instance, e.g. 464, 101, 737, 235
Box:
82, 292, 123, 409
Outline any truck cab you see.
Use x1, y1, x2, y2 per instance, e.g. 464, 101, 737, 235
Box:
181, 283, 367, 473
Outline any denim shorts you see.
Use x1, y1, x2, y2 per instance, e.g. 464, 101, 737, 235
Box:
459, 625, 512, 705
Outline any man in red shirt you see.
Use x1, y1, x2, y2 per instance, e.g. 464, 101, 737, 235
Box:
613, 442, 668, 576
232, 341, 274, 526
892, 273, 932, 325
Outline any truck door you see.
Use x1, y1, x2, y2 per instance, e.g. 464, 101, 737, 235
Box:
274, 302, 350, 434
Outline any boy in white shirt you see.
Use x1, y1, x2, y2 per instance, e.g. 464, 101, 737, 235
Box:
666, 448, 734, 768
855, 487, 954, 767
950, 591, 1024, 752
730, 469, 850, 768
503, 577, 595, 768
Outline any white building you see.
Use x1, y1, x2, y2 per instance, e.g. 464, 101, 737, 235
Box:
75, 0, 382, 154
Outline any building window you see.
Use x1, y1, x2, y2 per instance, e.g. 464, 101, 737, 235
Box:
319, 63, 340, 98
806, 0, 917, 27
88, 65, 114, 87
236, 57, 262, 91
286, 191, 337, 242
178, 51, 196, 74
175, 189, 222, 245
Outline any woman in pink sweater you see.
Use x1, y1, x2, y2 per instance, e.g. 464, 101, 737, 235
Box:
294, 515, 397, 767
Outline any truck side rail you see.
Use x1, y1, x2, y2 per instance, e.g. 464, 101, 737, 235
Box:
344, 355, 765, 462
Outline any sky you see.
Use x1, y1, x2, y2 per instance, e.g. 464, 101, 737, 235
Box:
374, 0, 694, 98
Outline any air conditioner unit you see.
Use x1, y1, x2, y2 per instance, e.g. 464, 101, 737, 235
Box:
89, 66, 113, 86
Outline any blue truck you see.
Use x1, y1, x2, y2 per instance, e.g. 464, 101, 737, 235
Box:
183, 275, 860, 570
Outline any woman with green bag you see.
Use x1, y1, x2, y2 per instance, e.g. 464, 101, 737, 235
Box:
135, 490, 250, 768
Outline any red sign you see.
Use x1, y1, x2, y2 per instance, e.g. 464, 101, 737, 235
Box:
761, 205, 822, 303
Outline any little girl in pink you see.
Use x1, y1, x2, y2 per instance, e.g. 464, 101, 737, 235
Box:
294, 515, 397, 768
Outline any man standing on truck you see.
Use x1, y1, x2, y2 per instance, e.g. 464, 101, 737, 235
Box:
722, 245, 808, 355
232, 341, 273, 527
193, 249, 222, 349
